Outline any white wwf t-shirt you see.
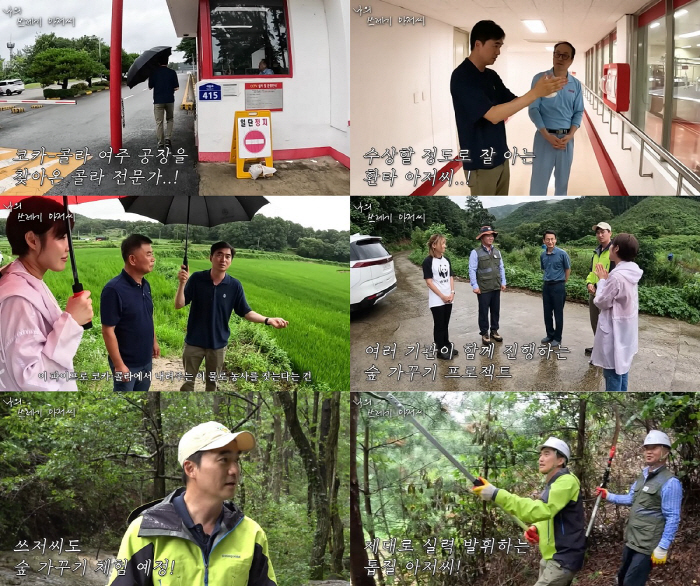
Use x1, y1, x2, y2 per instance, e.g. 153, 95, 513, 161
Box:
422, 255, 453, 308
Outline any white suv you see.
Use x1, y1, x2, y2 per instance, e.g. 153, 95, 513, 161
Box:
0, 79, 24, 95
351, 234, 397, 311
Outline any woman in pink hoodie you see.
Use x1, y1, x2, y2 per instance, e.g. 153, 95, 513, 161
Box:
0, 197, 93, 391
590, 233, 643, 392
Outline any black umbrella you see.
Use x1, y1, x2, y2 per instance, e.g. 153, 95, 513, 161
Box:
118, 196, 269, 267
126, 46, 172, 89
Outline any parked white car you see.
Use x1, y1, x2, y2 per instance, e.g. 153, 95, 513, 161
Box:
350, 234, 397, 311
0, 79, 24, 95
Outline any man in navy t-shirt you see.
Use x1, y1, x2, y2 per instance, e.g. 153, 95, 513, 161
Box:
175, 242, 289, 391
148, 54, 179, 149
450, 20, 567, 195
101, 234, 159, 392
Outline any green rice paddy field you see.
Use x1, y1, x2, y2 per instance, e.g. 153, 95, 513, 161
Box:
31, 246, 349, 391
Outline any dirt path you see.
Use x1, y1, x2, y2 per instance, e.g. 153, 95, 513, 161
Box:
351, 251, 700, 391
149, 355, 186, 391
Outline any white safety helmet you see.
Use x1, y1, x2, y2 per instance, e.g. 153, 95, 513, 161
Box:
538, 437, 571, 461
643, 430, 672, 448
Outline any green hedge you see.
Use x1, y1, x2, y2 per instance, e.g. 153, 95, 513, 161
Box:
43, 87, 78, 99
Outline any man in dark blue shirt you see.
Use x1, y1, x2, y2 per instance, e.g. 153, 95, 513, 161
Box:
148, 54, 179, 149
450, 20, 566, 195
540, 230, 571, 348
175, 242, 289, 391
101, 234, 160, 391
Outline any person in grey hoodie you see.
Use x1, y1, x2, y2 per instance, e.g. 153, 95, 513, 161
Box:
590, 233, 643, 392
0, 197, 93, 391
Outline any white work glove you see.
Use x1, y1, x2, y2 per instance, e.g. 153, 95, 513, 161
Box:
471, 477, 498, 502
651, 547, 668, 565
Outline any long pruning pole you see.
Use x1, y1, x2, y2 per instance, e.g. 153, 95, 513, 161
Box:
586, 405, 621, 538
370, 392, 528, 531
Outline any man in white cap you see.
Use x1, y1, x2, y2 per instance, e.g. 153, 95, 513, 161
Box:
109, 422, 276, 586
584, 222, 614, 356
595, 430, 682, 586
472, 437, 585, 586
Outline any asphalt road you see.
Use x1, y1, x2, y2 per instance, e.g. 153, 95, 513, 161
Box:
0, 74, 198, 195
351, 250, 700, 392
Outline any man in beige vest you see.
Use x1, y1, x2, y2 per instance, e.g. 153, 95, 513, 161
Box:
595, 431, 682, 586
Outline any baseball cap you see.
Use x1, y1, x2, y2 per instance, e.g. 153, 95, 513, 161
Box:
178, 421, 256, 466
592, 222, 612, 232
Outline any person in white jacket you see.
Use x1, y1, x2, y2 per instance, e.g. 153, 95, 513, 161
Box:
0, 197, 93, 391
590, 233, 643, 392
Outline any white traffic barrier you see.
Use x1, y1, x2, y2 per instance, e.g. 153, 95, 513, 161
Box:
0, 99, 76, 105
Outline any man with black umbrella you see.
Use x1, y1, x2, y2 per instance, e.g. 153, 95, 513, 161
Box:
148, 53, 179, 149
175, 242, 289, 392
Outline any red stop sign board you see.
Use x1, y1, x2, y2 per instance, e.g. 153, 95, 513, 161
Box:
244, 130, 266, 154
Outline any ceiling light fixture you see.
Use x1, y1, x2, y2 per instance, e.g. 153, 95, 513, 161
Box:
522, 20, 547, 33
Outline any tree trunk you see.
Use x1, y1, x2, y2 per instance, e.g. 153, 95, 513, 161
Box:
311, 390, 320, 442
316, 397, 332, 522
271, 393, 284, 503
312, 396, 331, 524
326, 394, 344, 575
283, 421, 292, 496
350, 395, 375, 586
363, 420, 385, 586
278, 391, 329, 580
147, 392, 166, 499
213, 394, 225, 420
575, 398, 587, 487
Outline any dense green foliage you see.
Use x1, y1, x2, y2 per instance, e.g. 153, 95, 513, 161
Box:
356, 392, 700, 586
28, 48, 103, 90
3, 32, 138, 85
0, 391, 349, 586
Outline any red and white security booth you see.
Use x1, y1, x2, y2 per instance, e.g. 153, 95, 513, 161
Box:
164, 0, 349, 165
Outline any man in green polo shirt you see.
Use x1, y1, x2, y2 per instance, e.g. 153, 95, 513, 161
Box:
472, 437, 586, 586
584, 222, 614, 356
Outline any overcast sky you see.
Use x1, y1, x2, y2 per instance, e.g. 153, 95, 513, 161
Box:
1, 0, 185, 62
448, 196, 566, 211
0, 197, 350, 231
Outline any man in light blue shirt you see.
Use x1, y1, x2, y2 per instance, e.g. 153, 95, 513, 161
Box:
528, 42, 584, 195
595, 430, 682, 586
258, 60, 274, 75
540, 230, 570, 347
